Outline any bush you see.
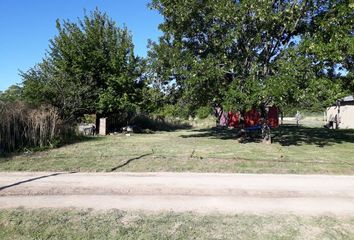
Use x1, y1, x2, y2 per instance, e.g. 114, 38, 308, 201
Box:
158, 104, 190, 119
196, 106, 211, 119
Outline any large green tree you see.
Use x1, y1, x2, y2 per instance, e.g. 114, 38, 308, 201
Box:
148, 0, 353, 114
21, 9, 144, 121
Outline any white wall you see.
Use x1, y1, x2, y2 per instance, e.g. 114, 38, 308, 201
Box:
326, 106, 338, 122
339, 105, 354, 129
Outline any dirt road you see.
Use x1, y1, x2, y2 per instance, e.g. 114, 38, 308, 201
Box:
1, 172, 353, 215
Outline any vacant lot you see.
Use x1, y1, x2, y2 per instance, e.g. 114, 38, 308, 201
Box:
0, 209, 353, 240
1, 121, 353, 174
1, 120, 353, 239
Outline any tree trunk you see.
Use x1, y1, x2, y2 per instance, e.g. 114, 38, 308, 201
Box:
95, 113, 101, 135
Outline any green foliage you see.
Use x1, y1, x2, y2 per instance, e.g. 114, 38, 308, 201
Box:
0, 85, 22, 102
196, 106, 211, 119
301, 1, 353, 68
148, 0, 352, 113
81, 114, 96, 124
158, 104, 190, 119
265, 46, 347, 112
159, 104, 178, 117
21, 9, 144, 121
139, 87, 165, 114
300, 0, 354, 93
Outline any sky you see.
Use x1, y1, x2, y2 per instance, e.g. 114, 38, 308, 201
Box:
0, 0, 163, 91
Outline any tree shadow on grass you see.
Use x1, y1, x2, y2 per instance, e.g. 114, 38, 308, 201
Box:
0, 136, 105, 160
272, 124, 354, 147
180, 127, 242, 140
109, 153, 153, 172
127, 115, 193, 133
180, 127, 263, 143
180, 125, 354, 147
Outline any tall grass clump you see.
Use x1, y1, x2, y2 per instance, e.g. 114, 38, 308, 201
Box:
0, 102, 62, 153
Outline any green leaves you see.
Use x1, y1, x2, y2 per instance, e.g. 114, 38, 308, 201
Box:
149, 0, 352, 113
21, 9, 143, 121
0, 85, 23, 103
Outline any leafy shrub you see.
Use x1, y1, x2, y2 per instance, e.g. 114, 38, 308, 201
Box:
158, 104, 190, 119
196, 106, 211, 119
81, 114, 96, 124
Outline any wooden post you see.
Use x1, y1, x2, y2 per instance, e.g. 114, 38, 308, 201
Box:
99, 118, 107, 136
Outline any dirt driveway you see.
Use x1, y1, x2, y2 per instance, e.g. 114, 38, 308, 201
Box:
1, 172, 354, 215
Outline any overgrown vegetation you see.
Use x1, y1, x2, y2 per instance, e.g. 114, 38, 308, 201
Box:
0, 102, 62, 154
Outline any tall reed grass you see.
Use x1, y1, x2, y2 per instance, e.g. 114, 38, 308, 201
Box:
0, 102, 62, 153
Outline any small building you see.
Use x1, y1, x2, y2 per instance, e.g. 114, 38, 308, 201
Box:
326, 96, 354, 129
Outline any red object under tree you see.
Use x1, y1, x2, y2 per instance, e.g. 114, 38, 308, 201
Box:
267, 106, 279, 128
228, 112, 240, 128
244, 108, 261, 127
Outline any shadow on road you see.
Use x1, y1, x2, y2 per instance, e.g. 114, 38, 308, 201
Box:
0, 172, 76, 191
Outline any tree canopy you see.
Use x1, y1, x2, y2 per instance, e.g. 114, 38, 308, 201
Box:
21, 9, 144, 121
12, 2, 354, 121
148, 0, 353, 114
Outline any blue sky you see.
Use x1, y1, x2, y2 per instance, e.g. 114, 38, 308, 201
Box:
0, 0, 163, 91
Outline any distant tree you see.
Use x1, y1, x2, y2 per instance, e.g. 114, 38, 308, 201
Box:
0, 85, 23, 102
21, 9, 144, 121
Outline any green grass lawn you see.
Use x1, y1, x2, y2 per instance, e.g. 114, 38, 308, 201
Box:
1, 122, 353, 239
1, 123, 353, 174
0, 209, 353, 240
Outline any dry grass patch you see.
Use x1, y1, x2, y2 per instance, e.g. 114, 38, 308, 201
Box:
0, 209, 353, 239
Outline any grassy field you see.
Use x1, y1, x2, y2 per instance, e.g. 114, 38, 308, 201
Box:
0, 209, 353, 240
0, 119, 353, 174
1, 119, 353, 239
